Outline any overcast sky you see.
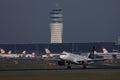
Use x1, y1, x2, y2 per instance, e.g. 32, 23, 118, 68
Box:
0, 0, 120, 44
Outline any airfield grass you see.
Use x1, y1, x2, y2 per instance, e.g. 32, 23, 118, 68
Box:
0, 59, 120, 80
0, 58, 66, 69
0, 63, 66, 69
0, 71, 120, 80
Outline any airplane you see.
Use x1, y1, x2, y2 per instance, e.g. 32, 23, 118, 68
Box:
94, 48, 120, 55
102, 48, 120, 60
0, 48, 19, 58
94, 48, 120, 63
19, 50, 35, 58
59, 49, 105, 69
0, 48, 36, 58
94, 48, 120, 59
19, 50, 26, 57
42, 48, 60, 58
102, 48, 120, 54
24, 52, 36, 58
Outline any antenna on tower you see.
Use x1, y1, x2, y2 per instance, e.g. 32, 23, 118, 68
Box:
54, 0, 60, 8
55, 1, 58, 7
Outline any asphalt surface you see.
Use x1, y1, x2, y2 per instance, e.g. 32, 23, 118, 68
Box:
0, 63, 120, 72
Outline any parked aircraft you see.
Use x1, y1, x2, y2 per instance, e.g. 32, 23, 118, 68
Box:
102, 48, 120, 54
24, 52, 35, 58
42, 48, 60, 58
0, 48, 35, 58
20, 50, 35, 58
0, 48, 19, 58
94, 48, 120, 59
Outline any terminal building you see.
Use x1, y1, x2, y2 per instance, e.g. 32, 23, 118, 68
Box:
0, 42, 119, 55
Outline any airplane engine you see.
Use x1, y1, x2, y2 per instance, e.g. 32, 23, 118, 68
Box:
81, 61, 88, 69
82, 61, 89, 65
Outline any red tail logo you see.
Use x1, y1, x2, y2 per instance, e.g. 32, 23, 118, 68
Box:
45, 48, 52, 56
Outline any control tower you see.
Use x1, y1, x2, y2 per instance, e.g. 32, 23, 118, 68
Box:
50, 6, 63, 43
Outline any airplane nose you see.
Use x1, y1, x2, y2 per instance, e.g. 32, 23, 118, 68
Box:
60, 55, 65, 59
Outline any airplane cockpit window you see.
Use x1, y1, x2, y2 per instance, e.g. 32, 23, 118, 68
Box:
61, 54, 67, 55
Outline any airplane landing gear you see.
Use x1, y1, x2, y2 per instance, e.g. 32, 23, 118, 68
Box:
67, 62, 71, 69
82, 64, 87, 69
82, 61, 88, 69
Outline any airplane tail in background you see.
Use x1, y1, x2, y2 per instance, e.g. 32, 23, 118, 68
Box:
94, 51, 97, 54
22, 50, 26, 55
102, 48, 108, 54
45, 48, 52, 56
0, 48, 6, 54
8, 50, 12, 54
31, 52, 35, 56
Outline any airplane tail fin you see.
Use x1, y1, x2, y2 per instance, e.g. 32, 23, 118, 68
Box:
88, 46, 95, 59
94, 50, 97, 54
31, 52, 35, 56
102, 48, 108, 54
0, 48, 6, 54
8, 50, 12, 54
45, 48, 52, 56
22, 50, 26, 55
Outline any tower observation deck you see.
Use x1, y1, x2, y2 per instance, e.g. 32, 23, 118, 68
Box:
50, 6, 63, 43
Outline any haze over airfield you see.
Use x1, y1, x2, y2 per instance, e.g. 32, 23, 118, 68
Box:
0, 0, 120, 44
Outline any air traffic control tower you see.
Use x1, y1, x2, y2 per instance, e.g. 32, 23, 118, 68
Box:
50, 6, 63, 43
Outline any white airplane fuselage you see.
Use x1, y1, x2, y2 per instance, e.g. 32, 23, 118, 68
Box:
95, 52, 120, 55
0, 54, 19, 58
42, 54, 60, 58
60, 51, 92, 64
24, 54, 35, 58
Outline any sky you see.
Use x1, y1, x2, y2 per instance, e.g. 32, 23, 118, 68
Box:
0, 0, 120, 44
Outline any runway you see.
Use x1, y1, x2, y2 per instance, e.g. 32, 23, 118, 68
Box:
0, 58, 120, 73
0, 63, 120, 72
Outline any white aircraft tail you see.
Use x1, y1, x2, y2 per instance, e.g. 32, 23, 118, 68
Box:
102, 48, 108, 54
0, 48, 6, 54
8, 50, 12, 54
45, 48, 52, 56
94, 51, 97, 54
31, 52, 35, 56
22, 50, 26, 55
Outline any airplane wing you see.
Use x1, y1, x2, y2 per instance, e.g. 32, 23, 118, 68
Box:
76, 58, 107, 64
88, 58, 106, 62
